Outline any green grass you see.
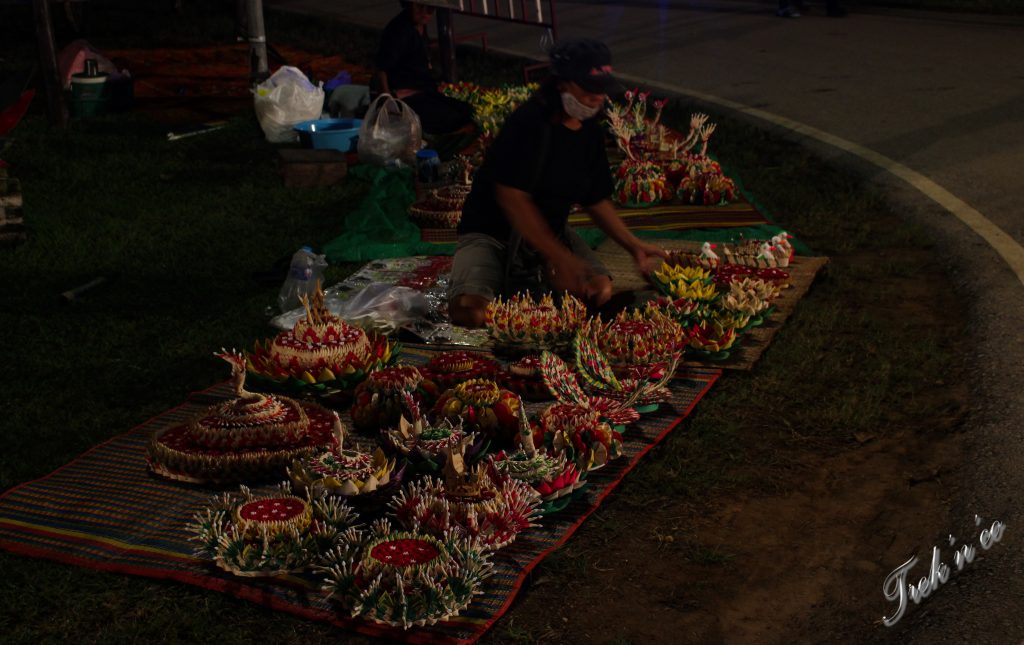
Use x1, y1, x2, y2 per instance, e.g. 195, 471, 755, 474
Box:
0, 3, 967, 643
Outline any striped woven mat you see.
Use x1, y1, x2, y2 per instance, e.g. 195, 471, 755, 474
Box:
569, 198, 769, 232
0, 349, 720, 644
420, 198, 768, 244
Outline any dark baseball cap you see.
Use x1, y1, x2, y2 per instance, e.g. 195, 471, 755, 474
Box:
549, 38, 621, 95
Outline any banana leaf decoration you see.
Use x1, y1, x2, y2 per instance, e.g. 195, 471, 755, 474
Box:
573, 334, 621, 392
540, 350, 588, 406
540, 350, 641, 426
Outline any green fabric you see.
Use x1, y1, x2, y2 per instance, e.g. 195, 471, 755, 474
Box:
322, 164, 455, 263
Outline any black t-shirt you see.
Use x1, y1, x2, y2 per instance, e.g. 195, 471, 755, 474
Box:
458, 96, 614, 241
375, 10, 435, 93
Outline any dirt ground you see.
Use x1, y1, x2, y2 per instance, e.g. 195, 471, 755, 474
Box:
487, 223, 970, 643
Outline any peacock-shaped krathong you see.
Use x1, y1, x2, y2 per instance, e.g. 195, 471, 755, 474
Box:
578, 306, 687, 379
539, 350, 641, 428
389, 436, 541, 552
189, 481, 359, 577
317, 518, 493, 629
570, 334, 681, 414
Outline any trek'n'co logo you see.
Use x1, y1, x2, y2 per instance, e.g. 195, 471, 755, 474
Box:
881, 515, 1006, 627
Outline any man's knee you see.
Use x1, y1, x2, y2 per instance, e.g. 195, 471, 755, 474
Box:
449, 294, 491, 328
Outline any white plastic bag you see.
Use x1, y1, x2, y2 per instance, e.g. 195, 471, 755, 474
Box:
334, 283, 428, 333
357, 94, 422, 166
253, 66, 325, 143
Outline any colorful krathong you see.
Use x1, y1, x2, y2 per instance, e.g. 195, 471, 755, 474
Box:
147, 351, 341, 484
539, 350, 642, 427
389, 438, 542, 551
687, 318, 739, 360
604, 98, 740, 208
246, 284, 396, 391
189, 482, 359, 577
318, 518, 493, 629
580, 307, 686, 377
613, 158, 670, 208
349, 364, 439, 433
490, 403, 586, 513
485, 291, 587, 355
439, 81, 537, 142
501, 354, 553, 402
677, 169, 738, 206
419, 350, 499, 392
287, 414, 401, 506
646, 241, 794, 362
531, 403, 623, 472
571, 335, 680, 412
381, 392, 488, 475
431, 379, 521, 448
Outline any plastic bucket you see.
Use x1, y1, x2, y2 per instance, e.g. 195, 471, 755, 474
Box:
70, 73, 110, 118
293, 118, 362, 152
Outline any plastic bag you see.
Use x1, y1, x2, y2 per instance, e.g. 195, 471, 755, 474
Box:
334, 283, 428, 333
270, 283, 428, 335
253, 66, 325, 143
357, 94, 422, 166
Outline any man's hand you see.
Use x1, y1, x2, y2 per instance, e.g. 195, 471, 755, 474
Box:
547, 253, 595, 298
630, 241, 670, 277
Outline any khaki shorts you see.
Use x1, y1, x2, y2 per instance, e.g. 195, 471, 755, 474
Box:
448, 228, 610, 301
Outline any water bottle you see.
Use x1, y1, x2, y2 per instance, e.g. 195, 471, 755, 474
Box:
416, 149, 440, 182
277, 246, 327, 312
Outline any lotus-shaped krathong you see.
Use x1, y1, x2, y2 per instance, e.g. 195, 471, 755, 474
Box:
485, 291, 586, 355
246, 284, 397, 392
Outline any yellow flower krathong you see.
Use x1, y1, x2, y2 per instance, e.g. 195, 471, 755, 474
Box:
652, 263, 719, 303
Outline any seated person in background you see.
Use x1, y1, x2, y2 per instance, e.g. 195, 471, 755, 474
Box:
374, 1, 474, 135
447, 38, 668, 328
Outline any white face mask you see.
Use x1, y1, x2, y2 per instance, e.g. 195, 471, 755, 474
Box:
560, 91, 601, 121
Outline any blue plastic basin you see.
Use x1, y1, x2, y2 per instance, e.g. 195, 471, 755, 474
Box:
293, 118, 361, 152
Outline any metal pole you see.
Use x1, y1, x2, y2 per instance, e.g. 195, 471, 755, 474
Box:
246, 0, 269, 81
437, 8, 457, 83
32, 0, 67, 127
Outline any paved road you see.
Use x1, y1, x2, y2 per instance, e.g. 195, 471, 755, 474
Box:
268, 0, 1024, 641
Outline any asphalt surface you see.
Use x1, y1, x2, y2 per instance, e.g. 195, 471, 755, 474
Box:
268, 1, 1024, 641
